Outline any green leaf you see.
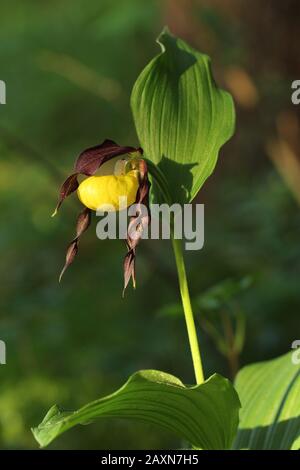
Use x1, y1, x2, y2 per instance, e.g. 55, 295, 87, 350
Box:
233, 351, 300, 449
131, 28, 235, 204
196, 276, 253, 311
32, 370, 240, 449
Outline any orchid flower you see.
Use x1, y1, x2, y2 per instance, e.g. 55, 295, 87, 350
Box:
53, 139, 150, 294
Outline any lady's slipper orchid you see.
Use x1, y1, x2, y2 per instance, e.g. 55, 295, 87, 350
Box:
77, 171, 139, 212
53, 139, 150, 294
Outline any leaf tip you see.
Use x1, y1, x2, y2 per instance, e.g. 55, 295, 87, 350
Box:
31, 427, 44, 448
156, 26, 173, 52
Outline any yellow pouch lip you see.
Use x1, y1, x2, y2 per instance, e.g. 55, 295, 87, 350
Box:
77, 170, 139, 212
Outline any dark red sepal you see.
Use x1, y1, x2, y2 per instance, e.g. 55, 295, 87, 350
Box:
59, 207, 91, 282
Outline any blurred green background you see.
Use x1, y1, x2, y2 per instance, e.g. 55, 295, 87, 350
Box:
0, 0, 299, 449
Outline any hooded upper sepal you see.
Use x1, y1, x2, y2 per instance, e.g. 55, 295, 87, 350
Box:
74, 139, 141, 175
59, 207, 91, 282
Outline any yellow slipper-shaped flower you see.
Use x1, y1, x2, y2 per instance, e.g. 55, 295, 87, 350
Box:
77, 170, 139, 212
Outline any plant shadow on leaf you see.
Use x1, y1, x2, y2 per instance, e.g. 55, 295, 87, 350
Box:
157, 157, 197, 203
150, 32, 201, 204
157, 30, 197, 87
131, 28, 235, 205
235, 417, 300, 450
235, 368, 300, 450
233, 354, 300, 450
148, 32, 199, 203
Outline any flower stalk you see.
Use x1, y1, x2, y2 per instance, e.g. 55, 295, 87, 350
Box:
146, 162, 205, 384
171, 236, 205, 385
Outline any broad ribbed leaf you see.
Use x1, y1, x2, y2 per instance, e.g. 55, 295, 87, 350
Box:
233, 351, 300, 450
131, 28, 235, 203
32, 370, 240, 449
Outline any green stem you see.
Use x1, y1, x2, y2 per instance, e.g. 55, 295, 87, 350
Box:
171, 236, 205, 385
146, 161, 204, 384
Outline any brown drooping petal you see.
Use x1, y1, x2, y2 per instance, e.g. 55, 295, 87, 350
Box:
52, 173, 79, 217
75, 207, 92, 239
59, 207, 91, 282
53, 140, 143, 215
59, 241, 78, 283
127, 159, 151, 250
123, 159, 151, 295
123, 248, 136, 297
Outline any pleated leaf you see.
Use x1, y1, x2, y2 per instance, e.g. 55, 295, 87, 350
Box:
131, 28, 235, 203
233, 351, 300, 450
32, 370, 240, 449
